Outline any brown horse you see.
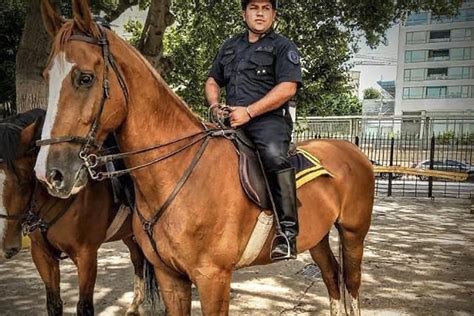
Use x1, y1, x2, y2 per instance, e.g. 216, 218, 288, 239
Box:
37, 0, 374, 315
0, 109, 146, 316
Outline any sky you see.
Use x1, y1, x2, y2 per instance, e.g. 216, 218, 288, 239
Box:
351, 25, 399, 98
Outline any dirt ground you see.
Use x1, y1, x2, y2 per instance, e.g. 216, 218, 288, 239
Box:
0, 198, 473, 315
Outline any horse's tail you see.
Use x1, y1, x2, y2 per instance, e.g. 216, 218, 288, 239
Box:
338, 228, 349, 315
143, 258, 163, 314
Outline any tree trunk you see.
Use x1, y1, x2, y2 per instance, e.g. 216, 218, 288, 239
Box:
15, 0, 50, 113
138, 0, 174, 73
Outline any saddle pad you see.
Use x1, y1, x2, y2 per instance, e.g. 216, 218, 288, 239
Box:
290, 148, 333, 189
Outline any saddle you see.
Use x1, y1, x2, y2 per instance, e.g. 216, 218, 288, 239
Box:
231, 130, 332, 210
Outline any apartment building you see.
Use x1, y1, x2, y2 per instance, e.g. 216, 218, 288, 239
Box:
395, 0, 474, 122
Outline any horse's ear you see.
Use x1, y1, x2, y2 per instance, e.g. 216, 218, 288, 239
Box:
72, 0, 94, 35
41, 0, 64, 37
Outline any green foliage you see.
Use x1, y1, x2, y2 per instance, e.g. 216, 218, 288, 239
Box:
363, 87, 382, 99
0, 0, 26, 106
303, 92, 362, 116
436, 130, 455, 145
124, 19, 144, 47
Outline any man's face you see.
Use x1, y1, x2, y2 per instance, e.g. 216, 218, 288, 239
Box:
242, 1, 276, 34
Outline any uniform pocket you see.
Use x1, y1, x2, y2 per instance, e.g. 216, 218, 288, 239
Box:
220, 49, 235, 81
250, 51, 274, 66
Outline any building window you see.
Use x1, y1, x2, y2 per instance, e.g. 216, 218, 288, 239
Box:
406, 12, 429, 26
451, 28, 472, 41
431, 14, 452, 24
451, 47, 472, 60
429, 30, 450, 42
426, 86, 447, 98
402, 86, 474, 99
406, 31, 427, 44
405, 50, 427, 63
404, 69, 425, 81
427, 68, 448, 80
448, 67, 471, 80
453, 8, 474, 22
428, 49, 449, 61
403, 87, 424, 99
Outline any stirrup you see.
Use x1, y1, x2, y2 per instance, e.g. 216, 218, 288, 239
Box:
270, 233, 296, 261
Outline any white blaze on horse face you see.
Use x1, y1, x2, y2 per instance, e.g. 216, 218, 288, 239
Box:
0, 170, 7, 249
35, 52, 75, 182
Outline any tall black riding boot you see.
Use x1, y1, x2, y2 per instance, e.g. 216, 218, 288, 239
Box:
269, 167, 298, 261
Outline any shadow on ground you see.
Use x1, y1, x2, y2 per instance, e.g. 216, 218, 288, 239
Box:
0, 198, 473, 315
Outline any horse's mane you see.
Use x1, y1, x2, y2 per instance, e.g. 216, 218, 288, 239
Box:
0, 109, 45, 167
111, 30, 204, 126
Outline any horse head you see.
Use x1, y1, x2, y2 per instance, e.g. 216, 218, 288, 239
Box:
0, 109, 45, 259
36, 0, 129, 198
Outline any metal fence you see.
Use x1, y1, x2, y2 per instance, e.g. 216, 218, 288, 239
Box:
296, 115, 474, 139
294, 126, 474, 199
0, 102, 14, 119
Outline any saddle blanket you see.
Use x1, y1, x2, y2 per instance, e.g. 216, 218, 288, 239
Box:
290, 148, 333, 188
236, 148, 332, 269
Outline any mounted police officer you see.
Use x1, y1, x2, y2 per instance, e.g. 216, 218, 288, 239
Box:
205, 0, 302, 261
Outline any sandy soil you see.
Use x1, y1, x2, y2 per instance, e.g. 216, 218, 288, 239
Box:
0, 198, 473, 315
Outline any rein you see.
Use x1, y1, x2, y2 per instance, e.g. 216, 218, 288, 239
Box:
0, 214, 24, 220
84, 129, 235, 180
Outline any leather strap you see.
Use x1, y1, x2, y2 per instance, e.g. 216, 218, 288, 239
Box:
36, 136, 94, 147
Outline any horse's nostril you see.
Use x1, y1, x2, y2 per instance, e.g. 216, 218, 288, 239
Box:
48, 169, 65, 190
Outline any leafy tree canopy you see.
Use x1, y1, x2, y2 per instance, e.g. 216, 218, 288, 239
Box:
0, 0, 26, 105
363, 87, 382, 100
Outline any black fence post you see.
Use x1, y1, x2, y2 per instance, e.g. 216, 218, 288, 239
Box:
355, 136, 359, 147
428, 135, 435, 198
388, 136, 394, 197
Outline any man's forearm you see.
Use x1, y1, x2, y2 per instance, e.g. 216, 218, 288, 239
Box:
247, 82, 297, 118
205, 77, 221, 107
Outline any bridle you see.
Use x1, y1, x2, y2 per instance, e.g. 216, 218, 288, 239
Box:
36, 24, 129, 174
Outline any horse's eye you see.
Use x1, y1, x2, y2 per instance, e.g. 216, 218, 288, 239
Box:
79, 73, 95, 88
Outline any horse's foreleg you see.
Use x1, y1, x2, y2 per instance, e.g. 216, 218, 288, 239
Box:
194, 267, 232, 316
340, 227, 365, 316
31, 243, 63, 316
154, 266, 192, 316
74, 250, 98, 316
309, 233, 343, 316
123, 236, 145, 315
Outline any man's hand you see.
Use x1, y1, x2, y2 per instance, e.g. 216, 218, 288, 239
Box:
229, 106, 251, 128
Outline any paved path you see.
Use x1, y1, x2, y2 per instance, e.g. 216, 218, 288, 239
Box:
0, 198, 473, 315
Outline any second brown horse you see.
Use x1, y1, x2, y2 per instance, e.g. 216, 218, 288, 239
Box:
0, 109, 145, 316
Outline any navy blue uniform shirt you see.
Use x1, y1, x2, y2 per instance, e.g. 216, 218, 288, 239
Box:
209, 30, 302, 111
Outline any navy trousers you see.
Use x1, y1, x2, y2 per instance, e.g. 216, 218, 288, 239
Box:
242, 108, 293, 173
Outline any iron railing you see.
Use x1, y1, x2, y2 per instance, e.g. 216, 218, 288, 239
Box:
294, 130, 474, 199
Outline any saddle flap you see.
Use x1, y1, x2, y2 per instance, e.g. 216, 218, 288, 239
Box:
234, 130, 270, 210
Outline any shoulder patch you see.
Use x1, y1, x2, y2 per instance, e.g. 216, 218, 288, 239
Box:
288, 50, 300, 65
